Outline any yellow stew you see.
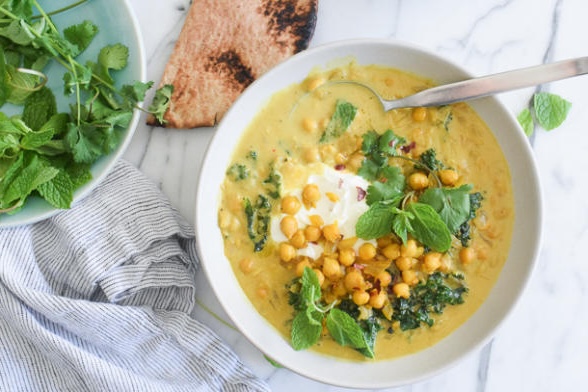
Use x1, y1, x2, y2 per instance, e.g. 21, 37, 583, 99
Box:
218, 62, 514, 361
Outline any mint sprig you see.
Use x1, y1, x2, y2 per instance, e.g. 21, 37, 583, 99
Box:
290, 268, 376, 357
518, 91, 572, 137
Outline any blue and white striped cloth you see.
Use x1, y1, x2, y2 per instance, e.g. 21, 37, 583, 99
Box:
0, 160, 269, 392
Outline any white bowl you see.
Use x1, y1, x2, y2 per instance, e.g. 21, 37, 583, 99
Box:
195, 39, 542, 388
0, 0, 145, 227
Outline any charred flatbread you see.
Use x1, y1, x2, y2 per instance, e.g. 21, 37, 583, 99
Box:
148, 0, 318, 128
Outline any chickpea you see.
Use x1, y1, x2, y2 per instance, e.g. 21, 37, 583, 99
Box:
302, 118, 318, 133
344, 269, 366, 291
358, 243, 377, 261
439, 169, 459, 186
338, 248, 356, 266
346, 153, 365, 171
459, 247, 476, 265
280, 215, 298, 239
322, 222, 341, 242
393, 282, 411, 299
308, 214, 324, 227
412, 107, 427, 122
304, 225, 322, 242
377, 236, 392, 248
322, 257, 343, 280
313, 268, 325, 287
408, 172, 429, 190
331, 280, 347, 297
306, 76, 324, 91
402, 270, 419, 286
352, 290, 370, 306
257, 287, 269, 299
376, 271, 392, 287
395, 256, 415, 271
303, 147, 320, 163
400, 239, 419, 258
290, 230, 307, 249
382, 243, 401, 259
302, 184, 320, 208
369, 290, 388, 309
338, 237, 357, 250
295, 259, 311, 276
239, 258, 253, 274
423, 252, 442, 273
279, 243, 296, 262
281, 195, 301, 215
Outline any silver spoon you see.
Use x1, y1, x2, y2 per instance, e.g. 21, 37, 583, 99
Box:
327, 57, 588, 111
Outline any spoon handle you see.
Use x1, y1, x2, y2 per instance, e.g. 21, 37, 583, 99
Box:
385, 56, 588, 110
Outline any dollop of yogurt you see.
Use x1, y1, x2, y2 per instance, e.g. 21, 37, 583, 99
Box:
271, 164, 371, 259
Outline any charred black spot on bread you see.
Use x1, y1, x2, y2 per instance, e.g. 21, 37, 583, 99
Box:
207, 49, 255, 89
262, 0, 318, 52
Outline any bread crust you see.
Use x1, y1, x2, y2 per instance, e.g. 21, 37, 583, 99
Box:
147, 0, 318, 128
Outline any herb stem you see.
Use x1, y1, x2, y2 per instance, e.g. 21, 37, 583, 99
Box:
32, 0, 89, 19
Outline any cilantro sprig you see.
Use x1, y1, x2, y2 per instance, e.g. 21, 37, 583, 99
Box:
0, 1, 172, 214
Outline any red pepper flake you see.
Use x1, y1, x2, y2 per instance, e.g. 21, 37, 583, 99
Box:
400, 141, 416, 153
334, 164, 345, 171
356, 186, 366, 201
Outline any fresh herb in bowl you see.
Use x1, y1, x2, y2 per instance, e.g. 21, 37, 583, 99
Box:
0, 0, 171, 216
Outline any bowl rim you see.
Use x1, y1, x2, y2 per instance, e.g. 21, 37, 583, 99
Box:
0, 0, 146, 228
195, 38, 543, 388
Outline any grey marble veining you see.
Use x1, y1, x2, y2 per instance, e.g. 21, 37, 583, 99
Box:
126, 0, 588, 390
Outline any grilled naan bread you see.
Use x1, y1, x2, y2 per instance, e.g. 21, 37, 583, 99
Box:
148, 0, 318, 128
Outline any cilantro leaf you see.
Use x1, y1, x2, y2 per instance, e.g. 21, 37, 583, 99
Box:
98, 43, 128, 71
319, 99, 357, 143
148, 84, 174, 125
63, 21, 99, 57
419, 184, 473, 233
365, 165, 405, 205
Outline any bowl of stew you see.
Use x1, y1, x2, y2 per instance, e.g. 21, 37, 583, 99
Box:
195, 39, 542, 388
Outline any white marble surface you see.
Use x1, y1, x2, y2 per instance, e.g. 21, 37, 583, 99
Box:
126, 0, 588, 390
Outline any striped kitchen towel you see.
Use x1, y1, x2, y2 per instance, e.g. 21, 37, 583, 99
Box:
0, 159, 269, 392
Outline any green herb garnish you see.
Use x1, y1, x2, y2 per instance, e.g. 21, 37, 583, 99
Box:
289, 268, 378, 358
243, 194, 271, 252
518, 91, 572, 136
0, 1, 172, 214
319, 99, 357, 143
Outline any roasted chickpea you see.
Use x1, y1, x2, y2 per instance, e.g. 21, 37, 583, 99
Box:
281, 195, 301, 215
338, 248, 356, 266
280, 215, 298, 239
304, 225, 322, 242
352, 290, 370, 306
279, 243, 296, 262
375, 271, 392, 287
382, 243, 401, 259
395, 256, 414, 271
313, 268, 325, 287
369, 290, 387, 309
402, 270, 419, 285
344, 269, 366, 291
358, 243, 377, 261
412, 107, 427, 122
302, 184, 320, 208
460, 247, 476, 265
322, 257, 343, 280
439, 169, 459, 186
322, 222, 341, 242
295, 259, 311, 276
290, 230, 307, 249
408, 172, 429, 190
423, 252, 442, 273
393, 282, 411, 299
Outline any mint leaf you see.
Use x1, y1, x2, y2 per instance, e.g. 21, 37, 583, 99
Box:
419, 184, 472, 233
291, 309, 323, 350
0, 47, 8, 107
356, 202, 395, 239
300, 267, 321, 305
405, 202, 452, 252
534, 92, 571, 131
320, 99, 357, 143
326, 308, 368, 350
37, 169, 74, 209
22, 86, 57, 131
0, 152, 58, 206
391, 208, 414, 244
517, 107, 534, 136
